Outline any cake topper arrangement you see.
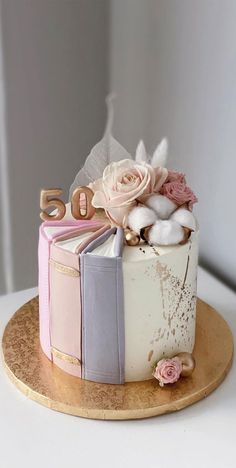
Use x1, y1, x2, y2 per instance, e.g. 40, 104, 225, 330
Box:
69, 95, 198, 246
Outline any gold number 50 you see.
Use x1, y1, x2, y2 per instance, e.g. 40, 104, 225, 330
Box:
40, 186, 95, 221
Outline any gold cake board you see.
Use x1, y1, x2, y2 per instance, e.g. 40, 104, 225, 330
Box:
1, 297, 233, 420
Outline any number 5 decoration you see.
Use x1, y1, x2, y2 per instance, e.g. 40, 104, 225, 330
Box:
40, 187, 95, 222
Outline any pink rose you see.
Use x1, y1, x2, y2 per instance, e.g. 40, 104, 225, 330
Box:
153, 357, 182, 387
160, 176, 198, 210
91, 159, 168, 226
166, 170, 186, 184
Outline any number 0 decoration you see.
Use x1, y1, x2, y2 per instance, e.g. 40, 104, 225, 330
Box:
40, 187, 95, 222
71, 187, 95, 220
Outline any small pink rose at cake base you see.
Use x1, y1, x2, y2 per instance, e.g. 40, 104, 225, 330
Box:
91, 159, 168, 226
153, 357, 183, 387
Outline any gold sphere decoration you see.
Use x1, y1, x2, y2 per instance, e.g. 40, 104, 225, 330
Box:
176, 352, 196, 377
125, 230, 140, 246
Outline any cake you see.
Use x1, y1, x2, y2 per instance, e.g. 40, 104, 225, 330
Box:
38, 103, 198, 387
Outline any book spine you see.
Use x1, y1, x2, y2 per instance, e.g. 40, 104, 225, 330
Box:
81, 228, 125, 384
49, 246, 82, 377
48, 223, 109, 377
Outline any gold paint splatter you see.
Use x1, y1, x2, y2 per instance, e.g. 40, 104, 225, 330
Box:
148, 350, 154, 362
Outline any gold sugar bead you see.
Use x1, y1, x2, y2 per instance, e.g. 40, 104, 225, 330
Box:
176, 352, 196, 377
125, 230, 140, 246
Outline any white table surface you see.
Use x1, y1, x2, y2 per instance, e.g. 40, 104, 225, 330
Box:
0, 266, 235, 468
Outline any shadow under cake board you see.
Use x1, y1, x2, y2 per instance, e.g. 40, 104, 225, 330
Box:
1, 297, 233, 420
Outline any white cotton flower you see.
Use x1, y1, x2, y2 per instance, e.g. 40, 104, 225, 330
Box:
146, 194, 177, 220
127, 194, 195, 247
148, 220, 185, 246
170, 207, 196, 231
128, 205, 157, 233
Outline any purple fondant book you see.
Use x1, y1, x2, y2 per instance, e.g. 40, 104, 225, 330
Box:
80, 228, 125, 384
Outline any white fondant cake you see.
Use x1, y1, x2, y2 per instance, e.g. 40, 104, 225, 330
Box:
41, 208, 198, 382
39, 107, 199, 386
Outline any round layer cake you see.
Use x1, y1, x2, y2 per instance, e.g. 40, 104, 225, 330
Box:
39, 118, 199, 385
38, 208, 198, 384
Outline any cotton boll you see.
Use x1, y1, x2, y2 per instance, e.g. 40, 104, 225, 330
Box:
148, 220, 185, 246
128, 205, 157, 233
171, 208, 196, 231
146, 194, 177, 219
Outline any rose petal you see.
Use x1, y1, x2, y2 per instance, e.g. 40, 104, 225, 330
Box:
92, 190, 109, 208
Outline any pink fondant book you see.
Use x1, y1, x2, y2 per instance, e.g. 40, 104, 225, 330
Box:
38, 220, 107, 365
49, 223, 109, 376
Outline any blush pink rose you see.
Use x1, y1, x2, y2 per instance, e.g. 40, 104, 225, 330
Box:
166, 170, 186, 184
91, 159, 168, 226
153, 357, 182, 387
160, 178, 198, 210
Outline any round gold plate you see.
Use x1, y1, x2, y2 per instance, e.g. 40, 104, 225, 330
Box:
1, 297, 233, 420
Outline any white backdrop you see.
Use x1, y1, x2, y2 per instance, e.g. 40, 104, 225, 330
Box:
110, 0, 236, 289
0, 0, 109, 294
0, 0, 236, 293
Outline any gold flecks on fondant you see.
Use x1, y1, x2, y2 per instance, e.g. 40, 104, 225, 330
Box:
152, 328, 166, 343
172, 241, 192, 320
145, 240, 197, 354
150, 245, 160, 257
155, 263, 170, 320
148, 350, 154, 362
155, 262, 170, 281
